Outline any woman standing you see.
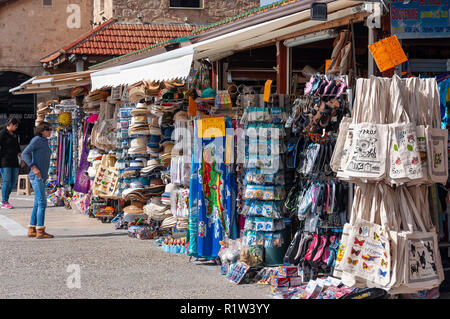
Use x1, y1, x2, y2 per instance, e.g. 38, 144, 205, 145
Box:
22, 122, 53, 239
0, 118, 23, 209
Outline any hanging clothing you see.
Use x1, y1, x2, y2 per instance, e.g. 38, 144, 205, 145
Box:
74, 124, 92, 193
437, 78, 450, 129
187, 116, 237, 259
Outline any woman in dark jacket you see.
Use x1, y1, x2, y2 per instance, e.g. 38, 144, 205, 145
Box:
0, 118, 23, 209
22, 122, 53, 239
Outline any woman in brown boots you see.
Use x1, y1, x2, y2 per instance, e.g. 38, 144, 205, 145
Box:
22, 122, 53, 239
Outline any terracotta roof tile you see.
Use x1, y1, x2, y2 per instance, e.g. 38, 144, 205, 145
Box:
41, 20, 195, 64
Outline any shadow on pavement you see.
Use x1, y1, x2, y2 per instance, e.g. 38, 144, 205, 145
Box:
52, 232, 128, 239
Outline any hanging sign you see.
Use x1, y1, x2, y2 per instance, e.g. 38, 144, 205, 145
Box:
263, 80, 273, 102
325, 59, 332, 73
197, 117, 225, 138
390, 1, 450, 39
368, 35, 408, 72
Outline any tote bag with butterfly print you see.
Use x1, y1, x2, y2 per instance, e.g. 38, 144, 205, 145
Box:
340, 184, 392, 288
399, 186, 444, 290
334, 184, 373, 288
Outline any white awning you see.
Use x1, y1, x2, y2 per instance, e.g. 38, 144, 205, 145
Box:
90, 46, 194, 90
10, 71, 93, 95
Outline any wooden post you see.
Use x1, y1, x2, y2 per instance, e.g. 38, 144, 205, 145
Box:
211, 61, 217, 90
276, 41, 288, 94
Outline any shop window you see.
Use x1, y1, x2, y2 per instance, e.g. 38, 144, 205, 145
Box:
169, 0, 202, 9
42, 0, 52, 7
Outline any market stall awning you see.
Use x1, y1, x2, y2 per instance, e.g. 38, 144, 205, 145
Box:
89, 0, 370, 90
10, 70, 93, 95
90, 46, 194, 90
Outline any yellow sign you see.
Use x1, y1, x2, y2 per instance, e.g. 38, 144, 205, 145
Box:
225, 135, 233, 165
368, 35, 408, 73
198, 117, 225, 138
263, 80, 273, 102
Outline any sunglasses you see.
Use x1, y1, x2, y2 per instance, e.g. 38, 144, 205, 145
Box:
44, 127, 52, 131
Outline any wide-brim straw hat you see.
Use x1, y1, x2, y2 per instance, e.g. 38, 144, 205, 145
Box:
128, 83, 147, 102
164, 80, 185, 89
129, 127, 151, 136
130, 102, 151, 115
161, 215, 177, 229
123, 201, 144, 214
130, 115, 149, 126
141, 159, 164, 173
173, 111, 189, 123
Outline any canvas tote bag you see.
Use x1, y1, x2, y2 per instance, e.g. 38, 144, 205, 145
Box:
408, 77, 432, 185
332, 78, 366, 177
426, 78, 448, 184
340, 183, 392, 288
341, 76, 389, 181
333, 184, 365, 280
387, 75, 423, 184
390, 186, 444, 292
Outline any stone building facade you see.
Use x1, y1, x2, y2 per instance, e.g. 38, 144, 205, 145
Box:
0, 0, 93, 144
0, 0, 93, 77
93, 0, 260, 25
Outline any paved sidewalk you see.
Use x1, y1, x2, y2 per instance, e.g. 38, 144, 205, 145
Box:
0, 195, 271, 299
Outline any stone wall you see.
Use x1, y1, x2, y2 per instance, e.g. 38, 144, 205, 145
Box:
0, 0, 93, 77
111, 0, 260, 24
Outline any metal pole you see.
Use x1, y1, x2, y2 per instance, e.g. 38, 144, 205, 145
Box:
368, 27, 376, 76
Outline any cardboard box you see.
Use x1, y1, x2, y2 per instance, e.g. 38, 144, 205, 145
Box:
277, 266, 299, 277
289, 276, 303, 287
270, 276, 290, 288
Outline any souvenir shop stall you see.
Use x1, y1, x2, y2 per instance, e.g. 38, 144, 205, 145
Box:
254, 75, 448, 300
34, 94, 86, 209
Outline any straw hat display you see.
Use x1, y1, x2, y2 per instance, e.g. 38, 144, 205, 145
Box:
147, 177, 165, 194
173, 111, 189, 123
161, 215, 177, 229
130, 103, 151, 116
141, 159, 165, 174
176, 217, 189, 230
149, 117, 162, 136
160, 142, 174, 162
128, 82, 147, 102
144, 197, 170, 222
84, 90, 108, 110
128, 137, 148, 155
164, 80, 185, 90
123, 201, 145, 214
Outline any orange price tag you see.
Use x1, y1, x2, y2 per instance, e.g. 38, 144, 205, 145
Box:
368, 35, 408, 73
197, 117, 225, 138
263, 80, 273, 102
325, 59, 331, 73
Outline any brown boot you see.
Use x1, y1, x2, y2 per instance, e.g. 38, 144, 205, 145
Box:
27, 226, 36, 238
36, 226, 54, 239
